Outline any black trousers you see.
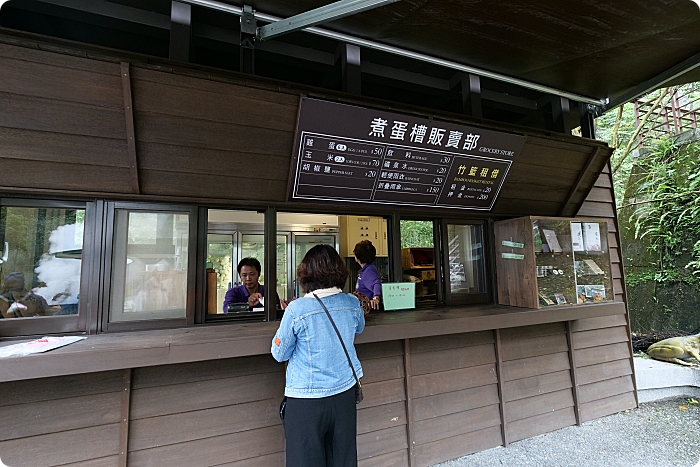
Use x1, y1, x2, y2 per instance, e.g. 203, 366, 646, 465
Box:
283, 386, 357, 467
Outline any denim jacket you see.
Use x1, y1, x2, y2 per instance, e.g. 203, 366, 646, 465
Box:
271, 290, 365, 398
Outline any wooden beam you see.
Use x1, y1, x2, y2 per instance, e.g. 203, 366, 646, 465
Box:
169, 1, 192, 62
558, 147, 600, 216
462, 73, 483, 118
403, 338, 415, 466
337, 43, 361, 95
566, 321, 582, 426
119, 368, 133, 467
120, 62, 140, 194
494, 329, 509, 446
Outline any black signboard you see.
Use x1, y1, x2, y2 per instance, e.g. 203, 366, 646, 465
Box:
289, 98, 526, 211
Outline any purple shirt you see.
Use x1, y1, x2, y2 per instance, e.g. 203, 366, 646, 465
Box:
356, 263, 381, 299
223, 284, 265, 313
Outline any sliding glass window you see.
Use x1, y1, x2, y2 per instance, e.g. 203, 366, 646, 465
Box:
106, 204, 195, 328
0, 199, 91, 335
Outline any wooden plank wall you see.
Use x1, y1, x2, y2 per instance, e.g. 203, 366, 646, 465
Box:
573, 163, 637, 419
0, 43, 134, 194
355, 341, 409, 467
500, 323, 576, 443
0, 371, 124, 467
127, 354, 285, 467
571, 315, 636, 422
129, 68, 298, 202
409, 331, 501, 467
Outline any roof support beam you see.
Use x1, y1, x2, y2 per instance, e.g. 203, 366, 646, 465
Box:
256, 0, 399, 41
599, 50, 700, 115
169, 1, 192, 62
337, 43, 361, 95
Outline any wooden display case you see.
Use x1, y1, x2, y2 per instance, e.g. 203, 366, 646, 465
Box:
402, 247, 436, 298
494, 216, 613, 309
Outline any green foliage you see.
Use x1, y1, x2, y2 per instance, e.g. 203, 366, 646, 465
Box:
618, 139, 700, 288
400, 220, 434, 248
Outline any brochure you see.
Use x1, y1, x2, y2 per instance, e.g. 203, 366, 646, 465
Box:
542, 229, 563, 252
583, 223, 602, 252
570, 222, 584, 252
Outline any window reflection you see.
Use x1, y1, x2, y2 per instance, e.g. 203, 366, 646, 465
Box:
0, 206, 84, 318
447, 224, 485, 295
109, 210, 189, 322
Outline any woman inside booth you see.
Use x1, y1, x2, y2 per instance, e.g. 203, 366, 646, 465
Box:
353, 240, 382, 310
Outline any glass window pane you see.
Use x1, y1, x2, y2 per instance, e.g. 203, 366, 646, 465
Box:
110, 210, 189, 322
400, 220, 436, 303
206, 209, 270, 315
0, 206, 85, 318
447, 224, 485, 295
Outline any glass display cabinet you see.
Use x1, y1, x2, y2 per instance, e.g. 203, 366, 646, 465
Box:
494, 216, 613, 309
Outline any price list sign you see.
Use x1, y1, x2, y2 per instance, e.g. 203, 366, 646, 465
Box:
289, 98, 526, 211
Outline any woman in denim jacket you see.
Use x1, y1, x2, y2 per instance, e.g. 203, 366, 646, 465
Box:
272, 244, 365, 467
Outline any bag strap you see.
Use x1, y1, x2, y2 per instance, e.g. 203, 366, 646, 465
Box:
313, 293, 361, 388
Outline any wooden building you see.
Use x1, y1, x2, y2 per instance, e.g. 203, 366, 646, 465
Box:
1, 1, 700, 466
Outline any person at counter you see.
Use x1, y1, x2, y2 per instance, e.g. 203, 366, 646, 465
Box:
223, 258, 287, 312
0, 272, 58, 318
354, 240, 382, 310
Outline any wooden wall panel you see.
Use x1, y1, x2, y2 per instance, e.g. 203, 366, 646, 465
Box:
578, 375, 635, 404
508, 407, 576, 443
354, 341, 408, 463
572, 326, 629, 350
410, 332, 501, 467
0, 371, 124, 467
579, 392, 637, 423
501, 352, 570, 381
414, 425, 502, 467
128, 356, 285, 467
127, 425, 284, 467
358, 449, 409, 467
499, 325, 576, 444
0, 55, 123, 107
0, 424, 121, 467
571, 314, 627, 333
576, 359, 634, 386
502, 370, 572, 402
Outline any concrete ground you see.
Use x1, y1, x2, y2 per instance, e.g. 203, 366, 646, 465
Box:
431, 357, 700, 467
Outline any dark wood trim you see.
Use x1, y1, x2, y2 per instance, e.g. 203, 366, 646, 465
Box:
195, 206, 208, 325
558, 147, 601, 216
566, 321, 582, 425
265, 206, 277, 323
494, 329, 508, 447
119, 368, 132, 467
120, 62, 140, 194
403, 338, 415, 467
0, 301, 625, 383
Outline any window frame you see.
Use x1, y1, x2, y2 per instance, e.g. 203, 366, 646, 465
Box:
0, 197, 95, 337
99, 201, 198, 333
439, 218, 491, 305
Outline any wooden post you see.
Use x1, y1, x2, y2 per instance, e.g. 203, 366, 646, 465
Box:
119, 368, 133, 467
120, 62, 140, 194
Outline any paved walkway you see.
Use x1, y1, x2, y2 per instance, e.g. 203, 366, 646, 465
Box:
432, 357, 700, 467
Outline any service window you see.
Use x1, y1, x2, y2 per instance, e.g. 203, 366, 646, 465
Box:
0, 199, 90, 335
398, 218, 488, 306
443, 222, 488, 304
205, 209, 280, 321
400, 219, 439, 303
105, 203, 196, 329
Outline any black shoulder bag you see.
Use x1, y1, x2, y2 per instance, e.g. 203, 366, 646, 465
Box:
314, 293, 363, 404
278, 294, 363, 420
